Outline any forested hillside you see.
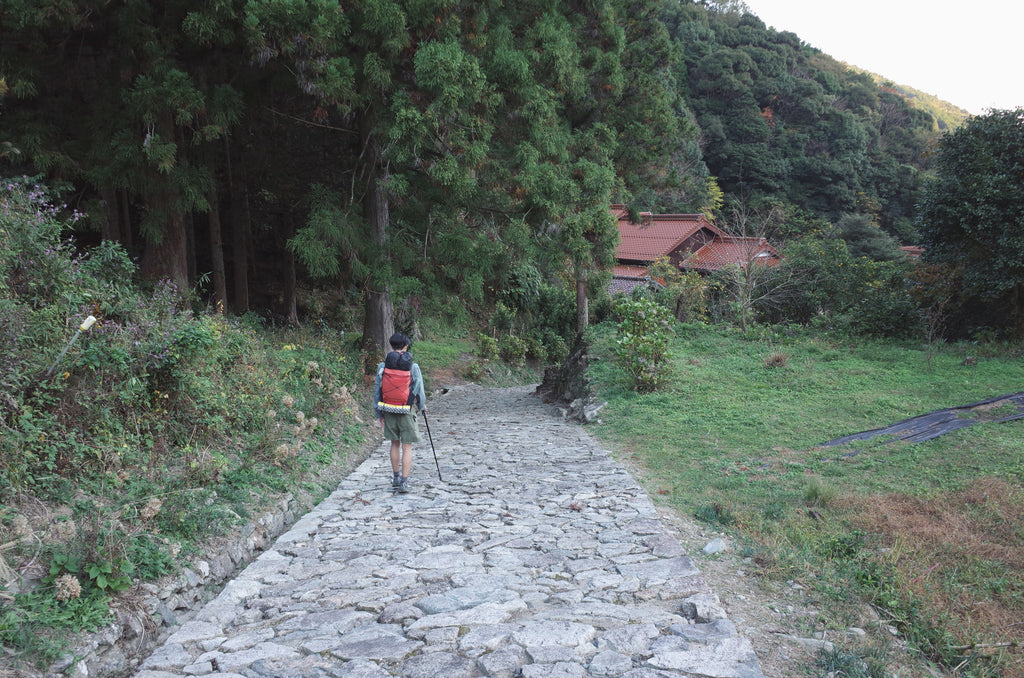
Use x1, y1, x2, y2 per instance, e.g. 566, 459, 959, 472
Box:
1, 0, 947, 339
663, 5, 940, 242
856, 69, 971, 133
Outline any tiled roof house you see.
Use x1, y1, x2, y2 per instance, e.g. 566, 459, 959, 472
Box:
610, 204, 780, 293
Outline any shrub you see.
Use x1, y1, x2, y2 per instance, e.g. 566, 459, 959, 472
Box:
648, 256, 709, 323
523, 334, 547, 362
768, 230, 921, 338
474, 332, 498, 360
489, 302, 515, 335
612, 297, 675, 392
541, 329, 569, 363
498, 334, 528, 367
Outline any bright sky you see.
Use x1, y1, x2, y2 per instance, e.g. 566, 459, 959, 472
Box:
742, 0, 1024, 116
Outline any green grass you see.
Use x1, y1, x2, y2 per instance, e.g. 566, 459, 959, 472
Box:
411, 338, 473, 375
587, 322, 1024, 676
591, 324, 1022, 505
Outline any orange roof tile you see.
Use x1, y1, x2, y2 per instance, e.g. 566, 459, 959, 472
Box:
612, 205, 725, 263
691, 236, 780, 271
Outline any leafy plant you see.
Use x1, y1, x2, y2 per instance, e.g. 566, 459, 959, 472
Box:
647, 256, 709, 323
474, 332, 498, 360
127, 533, 177, 580
498, 335, 528, 367
612, 298, 676, 392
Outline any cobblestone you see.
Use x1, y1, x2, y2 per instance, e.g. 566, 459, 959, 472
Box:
134, 384, 763, 678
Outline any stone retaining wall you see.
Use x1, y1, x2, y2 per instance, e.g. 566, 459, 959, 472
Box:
45, 493, 299, 678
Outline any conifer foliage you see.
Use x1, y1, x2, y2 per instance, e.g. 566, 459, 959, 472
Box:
0, 0, 959, 338
0, 0, 696, 343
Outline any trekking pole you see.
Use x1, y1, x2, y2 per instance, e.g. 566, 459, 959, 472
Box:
422, 409, 442, 481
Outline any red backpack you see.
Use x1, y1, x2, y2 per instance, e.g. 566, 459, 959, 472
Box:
378, 351, 415, 413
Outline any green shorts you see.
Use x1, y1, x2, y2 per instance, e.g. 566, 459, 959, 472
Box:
382, 411, 422, 444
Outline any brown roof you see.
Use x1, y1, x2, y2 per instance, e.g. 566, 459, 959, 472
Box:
691, 236, 781, 271
612, 204, 725, 263
611, 204, 781, 274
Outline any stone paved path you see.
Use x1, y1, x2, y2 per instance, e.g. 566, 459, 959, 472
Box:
134, 384, 764, 678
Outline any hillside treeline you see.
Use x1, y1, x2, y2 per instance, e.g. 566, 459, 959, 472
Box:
665, 5, 941, 241
1, 0, 956, 345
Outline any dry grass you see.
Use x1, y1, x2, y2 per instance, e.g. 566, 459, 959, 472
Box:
763, 351, 790, 368
842, 478, 1024, 675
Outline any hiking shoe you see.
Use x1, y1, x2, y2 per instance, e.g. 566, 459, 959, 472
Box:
397, 477, 411, 494
392, 472, 401, 488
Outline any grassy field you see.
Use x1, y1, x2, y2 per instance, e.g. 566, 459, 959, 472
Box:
587, 322, 1024, 677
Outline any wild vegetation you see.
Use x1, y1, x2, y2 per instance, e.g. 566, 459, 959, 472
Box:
0, 180, 369, 669
2, 0, 1023, 676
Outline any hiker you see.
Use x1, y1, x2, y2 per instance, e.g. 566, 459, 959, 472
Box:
373, 332, 427, 493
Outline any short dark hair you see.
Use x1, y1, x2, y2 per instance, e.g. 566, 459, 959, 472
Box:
388, 332, 410, 350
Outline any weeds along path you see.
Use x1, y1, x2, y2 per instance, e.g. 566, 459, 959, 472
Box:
133, 383, 766, 678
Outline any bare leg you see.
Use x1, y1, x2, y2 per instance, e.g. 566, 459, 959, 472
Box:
389, 440, 402, 473
401, 443, 413, 478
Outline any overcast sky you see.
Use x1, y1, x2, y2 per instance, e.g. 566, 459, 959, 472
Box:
741, 0, 1023, 116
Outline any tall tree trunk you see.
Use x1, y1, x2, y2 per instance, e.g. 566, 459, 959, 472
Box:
119, 188, 133, 253
284, 249, 299, 326
207, 183, 227, 313
227, 138, 250, 313
186, 211, 196, 294
363, 174, 395, 354
100, 189, 119, 242
139, 114, 189, 296
140, 210, 189, 296
231, 203, 251, 314
100, 188, 132, 246
284, 215, 299, 326
361, 125, 394, 355
364, 288, 395, 353
575, 264, 589, 335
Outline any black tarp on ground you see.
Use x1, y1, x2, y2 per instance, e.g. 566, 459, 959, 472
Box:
821, 392, 1024, 447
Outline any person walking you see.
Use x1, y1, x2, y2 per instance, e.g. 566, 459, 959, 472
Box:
373, 333, 427, 493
